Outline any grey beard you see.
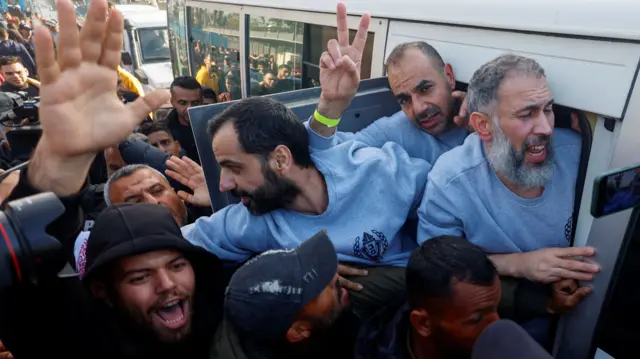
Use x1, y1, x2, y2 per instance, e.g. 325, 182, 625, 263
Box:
486, 125, 554, 189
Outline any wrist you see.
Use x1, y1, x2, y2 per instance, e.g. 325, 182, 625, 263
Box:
490, 253, 525, 278
28, 141, 95, 196
317, 95, 349, 121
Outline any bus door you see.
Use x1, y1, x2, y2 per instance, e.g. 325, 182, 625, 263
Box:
555, 77, 640, 359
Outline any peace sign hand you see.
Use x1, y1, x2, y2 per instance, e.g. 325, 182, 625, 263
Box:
29, 0, 169, 196
316, 2, 371, 120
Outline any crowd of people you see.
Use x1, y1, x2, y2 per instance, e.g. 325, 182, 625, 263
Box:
191, 40, 301, 103
0, 1, 601, 359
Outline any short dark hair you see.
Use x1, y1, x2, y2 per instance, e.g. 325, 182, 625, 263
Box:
406, 236, 497, 307
277, 64, 290, 71
170, 76, 203, 96
385, 41, 445, 74
0, 55, 21, 67
139, 121, 173, 139
207, 97, 314, 168
202, 86, 217, 100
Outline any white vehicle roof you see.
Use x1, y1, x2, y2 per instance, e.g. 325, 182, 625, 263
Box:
120, 7, 168, 28
114, 4, 159, 15
216, 0, 640, 41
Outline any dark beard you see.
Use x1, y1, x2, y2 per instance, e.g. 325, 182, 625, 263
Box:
232, 164, 301, 215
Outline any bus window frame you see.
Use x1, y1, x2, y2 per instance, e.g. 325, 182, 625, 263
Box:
555, 69, 640, 359
184, 0, 388, 99
167, 0, 191, 77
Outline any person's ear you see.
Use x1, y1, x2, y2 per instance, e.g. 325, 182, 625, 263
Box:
285, 320, 312, 343
410, 308, 432, 338
470, 112, 493, 142
443, 63, 455, 90
90, 282, 113, 307
271, 145, 293, 174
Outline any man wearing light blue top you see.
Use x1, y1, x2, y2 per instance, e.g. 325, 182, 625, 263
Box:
417, 54, 599, 342
177, 95, 430, 317
418, 54, 599, 285
183, 96, 428, 266
307, 5, 469, 162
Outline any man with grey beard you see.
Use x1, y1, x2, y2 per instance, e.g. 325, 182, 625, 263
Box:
417, 54, 600, 286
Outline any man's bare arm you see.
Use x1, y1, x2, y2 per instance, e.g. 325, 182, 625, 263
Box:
489, 253, 524, 277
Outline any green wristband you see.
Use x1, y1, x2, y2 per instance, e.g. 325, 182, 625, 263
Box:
314, 109, 341, 128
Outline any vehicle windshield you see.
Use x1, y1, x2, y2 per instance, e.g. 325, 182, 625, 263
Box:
137, 27, 171, 63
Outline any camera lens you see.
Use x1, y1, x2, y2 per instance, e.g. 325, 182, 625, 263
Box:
0, 193, 65, 290
0, 210, 25, 289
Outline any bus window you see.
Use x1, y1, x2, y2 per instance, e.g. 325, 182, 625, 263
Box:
168, 0, 189, 77
596, 208, 640, 358
247, 16, 375, 98
188, 7, 241, 102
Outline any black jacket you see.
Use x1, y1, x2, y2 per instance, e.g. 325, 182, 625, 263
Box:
355, 298, 411, 359
0, 167, 224, 359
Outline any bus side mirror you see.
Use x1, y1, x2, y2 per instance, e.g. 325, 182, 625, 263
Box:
121, 52, 133, 66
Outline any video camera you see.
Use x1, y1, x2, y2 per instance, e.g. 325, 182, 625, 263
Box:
0, 192, 65, 290
0, 91, 42, 161
0, 91, 40, 125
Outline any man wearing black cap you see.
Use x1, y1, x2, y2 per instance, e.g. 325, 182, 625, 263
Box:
213, 231, 358, 359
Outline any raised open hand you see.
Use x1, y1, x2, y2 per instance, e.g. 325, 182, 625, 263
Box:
317, 3, 370, 119
34, 0, 169, 159
166, 156, 211, 207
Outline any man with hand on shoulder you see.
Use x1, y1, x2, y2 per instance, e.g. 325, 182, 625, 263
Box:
307, 2, 469, 164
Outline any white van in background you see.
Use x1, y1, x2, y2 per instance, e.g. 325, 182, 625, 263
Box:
117, 4, 173, 92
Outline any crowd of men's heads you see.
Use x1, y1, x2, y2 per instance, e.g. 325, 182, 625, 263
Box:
88, 36, 561, 355
101, 40, 561, 237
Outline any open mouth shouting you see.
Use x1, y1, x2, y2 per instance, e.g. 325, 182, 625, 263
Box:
523, 141, 550, 165
152, 298, 189, 330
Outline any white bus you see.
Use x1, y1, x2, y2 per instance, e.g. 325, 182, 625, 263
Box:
167, 1, 640, 358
